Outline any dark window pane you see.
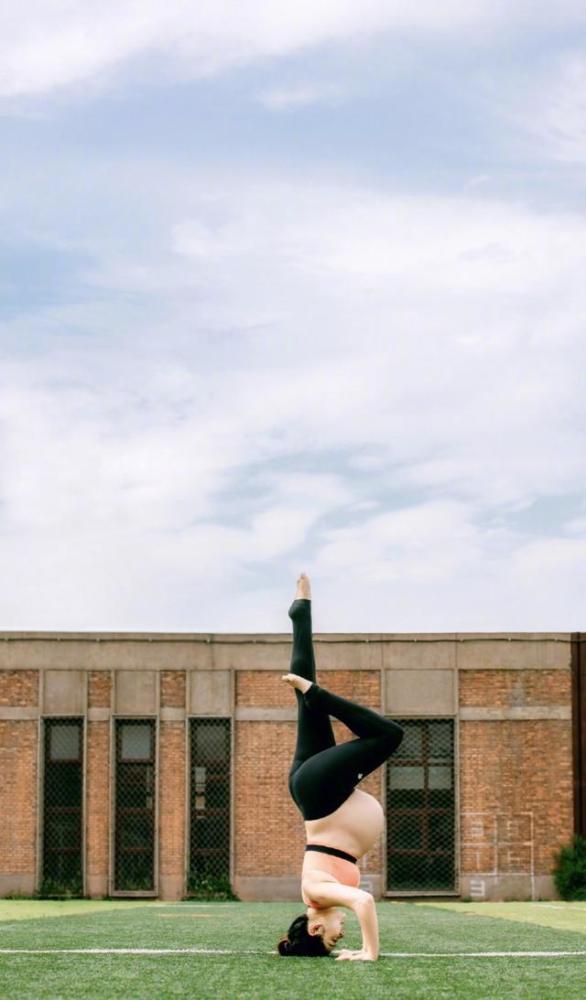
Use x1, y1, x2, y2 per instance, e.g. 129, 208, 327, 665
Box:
387, 718, 455, 892
394, 727, 423, 760
115, 720, 155, 891
45, 810, 81, 849
50, 724, 80, 761
428, 720, 453, 758
388, 788, 425, 810
194, 723, 230, 762
389, 766, 425, 790
120, 724, 152, 761
389, 814, 424, 850
428, 765, 452, 790
189, 719, 231, 898
42, 719, 83, 896
429, 811, 453, 850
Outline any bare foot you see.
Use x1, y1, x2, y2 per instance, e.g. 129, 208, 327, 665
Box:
282, 673, 313, 695
295, 573, 311, 600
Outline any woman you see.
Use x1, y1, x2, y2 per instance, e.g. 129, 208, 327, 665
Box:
277, 574, 404, 960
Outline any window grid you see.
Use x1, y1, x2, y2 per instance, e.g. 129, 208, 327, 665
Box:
42, 718, 84, 896
386, 718, 456, 892
114, 719, 156, 892
188, 718, 232, 899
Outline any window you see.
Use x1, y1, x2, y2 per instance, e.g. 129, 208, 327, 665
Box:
386, 718, 456, 892
189, 719, 231, 897
114, 720, 156, 892
42, 718, 83, 895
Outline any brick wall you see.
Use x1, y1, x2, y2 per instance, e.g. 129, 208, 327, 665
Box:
459, 668, 573, 898
459, 670, 571, 707
0, 668, 39, 894
159, 721, 186, 897
159, 670, 186, 899
86, 721, 110, 894
86, 671, 111, 896
0, 720, 37, 886
161, 671, 186, 708
236, 720, 301, 878
88, 671, 111, 708
0, 670, 38, 706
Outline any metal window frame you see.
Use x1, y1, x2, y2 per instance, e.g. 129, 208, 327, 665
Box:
110, 715, 159, 897
186, 715, 233, 894
384, 714, 459, 897
40, 716, 85, 895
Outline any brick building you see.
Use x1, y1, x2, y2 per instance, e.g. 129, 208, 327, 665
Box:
0, 630, 584, 902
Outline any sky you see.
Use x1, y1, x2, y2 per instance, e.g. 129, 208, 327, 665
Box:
1, 1, 586, 634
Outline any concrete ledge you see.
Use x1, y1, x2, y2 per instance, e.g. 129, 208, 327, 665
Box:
235, 708, 297, 722
44, 670, 84, 714
234, 874, 384, 901
460, 706, 571, 721
0, 633, 573, 674
87, 707, 110, 722
0, 874, 36, 897
158, 874, 185, 900
532, 875, 558, 899
384, 642, 456, 671
460, 873, 558, 901
189, 670, 231, 715
386, 669, 455, 714
160, 707, 186, 722
234, 876, 302, 902
0, 706, 39, 720
115, 670, 157, 714
456, 640, 570, 670
86, 873, 108, 898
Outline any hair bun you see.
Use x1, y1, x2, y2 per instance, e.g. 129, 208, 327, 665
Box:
278, 939, 292, 956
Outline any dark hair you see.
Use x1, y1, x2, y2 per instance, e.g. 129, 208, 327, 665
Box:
277, 914, 331, 957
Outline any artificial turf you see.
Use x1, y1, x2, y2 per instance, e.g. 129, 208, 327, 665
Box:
0, 900, 584, 999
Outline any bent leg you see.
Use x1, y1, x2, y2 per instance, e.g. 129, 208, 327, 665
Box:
291, 684, 404, 820
292, 731, 400, 820
288, 599, 335, 774
305, 683, 404, 749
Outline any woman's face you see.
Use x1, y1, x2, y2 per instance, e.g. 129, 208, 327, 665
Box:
307, 907, 346, 950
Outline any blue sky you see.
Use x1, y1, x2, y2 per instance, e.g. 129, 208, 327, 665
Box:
1, 2, 586, 632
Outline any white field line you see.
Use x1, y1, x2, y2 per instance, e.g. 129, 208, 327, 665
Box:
0, 948, 585, 958
534, 903, 586, 911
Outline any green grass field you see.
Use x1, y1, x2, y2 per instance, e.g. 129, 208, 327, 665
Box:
0, 900, 584, 999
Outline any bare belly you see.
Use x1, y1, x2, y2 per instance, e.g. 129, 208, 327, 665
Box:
304, 789, 385, 860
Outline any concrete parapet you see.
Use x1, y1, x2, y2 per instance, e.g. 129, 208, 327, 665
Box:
386, 668, 455, 715
44, 670, 85, 715
189, 670, 231, 716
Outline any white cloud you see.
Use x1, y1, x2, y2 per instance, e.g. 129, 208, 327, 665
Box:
256, 82, 347, 110
315, 500, 488, 584
515, 53, 586, 164
1, 162, 586, 629
2, 1, 586, 99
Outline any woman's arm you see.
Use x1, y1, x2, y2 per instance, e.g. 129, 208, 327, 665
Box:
341, 893, 379, 961
302, 880, 379, 960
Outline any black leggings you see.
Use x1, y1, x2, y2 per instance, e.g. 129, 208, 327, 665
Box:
287, 599, 404, 821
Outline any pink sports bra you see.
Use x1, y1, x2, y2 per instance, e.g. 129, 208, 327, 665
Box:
302, 846, 361, 909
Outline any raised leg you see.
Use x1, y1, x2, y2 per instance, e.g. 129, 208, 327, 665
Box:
288, 594, 335, 776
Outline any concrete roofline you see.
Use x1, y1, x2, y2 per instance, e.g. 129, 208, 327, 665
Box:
0, 629, 578, 643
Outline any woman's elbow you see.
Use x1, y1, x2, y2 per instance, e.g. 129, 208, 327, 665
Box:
354, 890, 375, 912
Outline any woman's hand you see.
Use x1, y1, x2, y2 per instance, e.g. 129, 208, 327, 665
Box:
334, 948, 376, 961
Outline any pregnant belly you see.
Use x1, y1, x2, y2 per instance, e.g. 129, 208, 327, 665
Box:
304, 789, 385, 859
